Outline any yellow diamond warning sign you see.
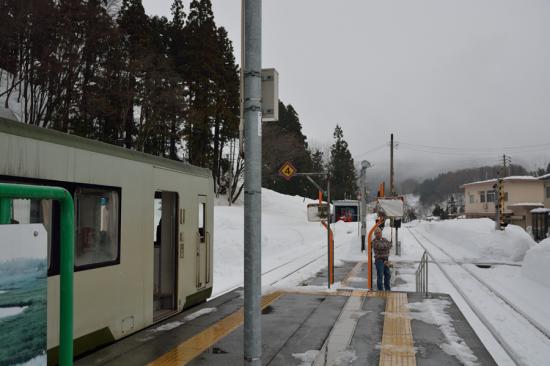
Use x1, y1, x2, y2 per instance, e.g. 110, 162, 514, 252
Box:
279, 161, 297, 181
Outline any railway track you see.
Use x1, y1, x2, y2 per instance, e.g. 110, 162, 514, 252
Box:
212, 242, 346, 298
407, 227, 550, 366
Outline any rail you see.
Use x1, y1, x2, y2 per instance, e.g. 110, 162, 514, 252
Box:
415, 251, 429, 294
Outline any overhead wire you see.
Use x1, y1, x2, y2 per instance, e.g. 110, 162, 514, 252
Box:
398, 141, 550, 153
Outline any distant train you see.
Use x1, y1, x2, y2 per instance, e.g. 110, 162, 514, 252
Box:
0, 117, 214, 364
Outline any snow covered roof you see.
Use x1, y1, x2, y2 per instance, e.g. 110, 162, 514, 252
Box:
507, 202, 544, 207
531, 208, 550, 214
462, 176, 539, 187
538, 173, 550, 180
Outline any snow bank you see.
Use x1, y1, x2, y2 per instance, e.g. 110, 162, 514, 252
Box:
522, 238, 550, 287
419, 218, 533, 262
213, 188, 365, 296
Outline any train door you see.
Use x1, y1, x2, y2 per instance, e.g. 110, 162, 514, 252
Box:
196, 195, 210, 288
153, 191, 178, 321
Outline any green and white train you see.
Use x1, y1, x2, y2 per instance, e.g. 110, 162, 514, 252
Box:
0, 117, 214, 364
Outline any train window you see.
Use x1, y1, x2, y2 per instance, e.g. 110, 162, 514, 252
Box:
198, 202, 206, 243
75, 188, 120, 268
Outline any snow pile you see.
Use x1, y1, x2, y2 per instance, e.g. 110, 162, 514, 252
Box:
522, 238, 550, 287
183, 307, 216, 321
151, 321, 184, 332
213, 189, 362, 296
419, 218, 533, 262
292, 350, 319, 366
407, 299, 479, 366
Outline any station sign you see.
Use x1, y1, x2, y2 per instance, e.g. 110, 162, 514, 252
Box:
278, 161, 297, 181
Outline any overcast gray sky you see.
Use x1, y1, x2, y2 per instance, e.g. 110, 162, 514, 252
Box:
143, 0, 550, 180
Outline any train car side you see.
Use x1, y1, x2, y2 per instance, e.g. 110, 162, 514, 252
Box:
0, 117, 214, 363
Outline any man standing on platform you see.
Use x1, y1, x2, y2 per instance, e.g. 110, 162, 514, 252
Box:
372, 227, 392, 291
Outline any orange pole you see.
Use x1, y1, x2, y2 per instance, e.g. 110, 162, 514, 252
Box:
321, 220, 335, 285
318, 190, 323, 205
367, 218, 384, 290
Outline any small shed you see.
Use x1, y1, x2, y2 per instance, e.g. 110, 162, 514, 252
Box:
531, 207, 550, 241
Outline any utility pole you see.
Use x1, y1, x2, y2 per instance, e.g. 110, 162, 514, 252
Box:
494, 173, 500, 231
242, 0, 262, 365
502, 154, 511, 177
360, 161, 371, 252
390, 133, 395, 196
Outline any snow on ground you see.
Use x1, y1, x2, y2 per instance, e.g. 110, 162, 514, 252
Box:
407, 299, 479, 366
292, 350, 319, 366
522, 237, 550, 287
415, 218, 533, 262
394, 219, 550, 365
213, 189, 550, 365
212, 188, 365, 297
183, 307, 217, 321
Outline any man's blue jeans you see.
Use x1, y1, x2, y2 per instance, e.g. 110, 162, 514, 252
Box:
375, 258, 391, 291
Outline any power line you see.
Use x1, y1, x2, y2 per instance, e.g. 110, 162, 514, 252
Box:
397, 144, 550, 157
398, 141, 550, 153
355, 143, 388, 158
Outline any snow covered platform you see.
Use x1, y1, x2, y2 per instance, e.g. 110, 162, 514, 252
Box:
75, 261, 496, 366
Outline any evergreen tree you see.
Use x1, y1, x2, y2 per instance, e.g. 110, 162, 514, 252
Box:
328, 125, 358, 200
262, 101, 315, 197
117, 0, 151, 149
183, 0, 219, 167
212, 26, 240, 194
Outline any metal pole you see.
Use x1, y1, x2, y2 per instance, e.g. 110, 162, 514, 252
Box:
396, 227, 399, 256
390, 133, 394, 196
498, 174, 500, 230
243, 0, 262, 364
360, 167, 366, 251
327, 178, 331, 288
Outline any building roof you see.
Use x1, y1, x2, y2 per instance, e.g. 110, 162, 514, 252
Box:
461, 176, 539, 188
507, 202, 544, 207
538, 173, 550, 181
0, 117, 211, 178
531, 208, 550, 214
333, 200, 359, 205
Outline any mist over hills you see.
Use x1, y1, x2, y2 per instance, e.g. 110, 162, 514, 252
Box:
364, 159, 550, 208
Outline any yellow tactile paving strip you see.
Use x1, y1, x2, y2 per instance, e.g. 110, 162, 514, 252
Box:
379, 292, 417, 366
147, 291, 282, 366
284, 289, 388, 298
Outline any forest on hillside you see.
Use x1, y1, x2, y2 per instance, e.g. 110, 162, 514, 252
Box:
0, 0, 360, 202
399, 163, 550, 207
1, 0, 243, 198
